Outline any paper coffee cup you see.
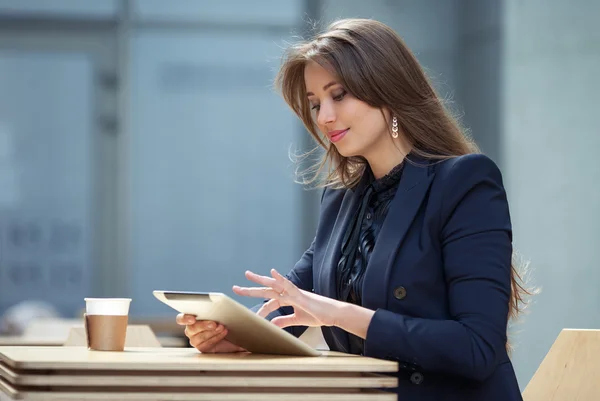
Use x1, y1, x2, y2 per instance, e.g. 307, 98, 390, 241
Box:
84, 298, 131, 351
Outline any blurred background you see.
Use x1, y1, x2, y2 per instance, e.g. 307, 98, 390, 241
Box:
0, 0, 598, 391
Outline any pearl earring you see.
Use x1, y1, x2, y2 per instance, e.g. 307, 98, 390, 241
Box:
391, 116, 399, 138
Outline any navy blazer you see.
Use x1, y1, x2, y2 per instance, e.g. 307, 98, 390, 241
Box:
260, 153, 523, 400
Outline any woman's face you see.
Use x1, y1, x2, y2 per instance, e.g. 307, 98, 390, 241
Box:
304, 61, 391, 158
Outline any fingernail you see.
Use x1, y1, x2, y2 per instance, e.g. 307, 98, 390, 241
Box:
207, 323, 214, 329
216, 325, 223, 332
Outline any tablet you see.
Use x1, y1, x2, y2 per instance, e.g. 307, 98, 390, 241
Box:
153, 290, 321, 357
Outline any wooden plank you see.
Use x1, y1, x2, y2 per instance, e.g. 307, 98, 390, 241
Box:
0, 362, 397, 388
0, 347, 397, 373
0, 377, 396, 401
523, 329, 600, 401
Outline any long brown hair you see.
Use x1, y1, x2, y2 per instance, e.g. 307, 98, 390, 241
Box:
275, 18, 534, 341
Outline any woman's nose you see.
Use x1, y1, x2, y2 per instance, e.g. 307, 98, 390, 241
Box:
317, 103, 336, 126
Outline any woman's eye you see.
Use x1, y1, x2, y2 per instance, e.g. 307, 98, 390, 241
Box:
311, 104, 321, 111
333, 90, 347, 101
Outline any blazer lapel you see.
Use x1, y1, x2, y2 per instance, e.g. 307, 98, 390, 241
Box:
317, 172, 370, 299
317, 171, 371, 354
361, 157, 435, 311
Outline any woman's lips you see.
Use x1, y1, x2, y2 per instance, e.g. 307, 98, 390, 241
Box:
328, 128, 349, 143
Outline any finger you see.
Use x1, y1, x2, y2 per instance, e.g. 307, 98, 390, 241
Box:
271, 314, 299, 329
176, 313, 197, 325
232, 285, 280, 299
256, 299, 281, 318
244, 270, 280, 290
197, 329, 229, 353
189, 324, 225, 348
271, 269, 298, 294
185, 325, 210, 339
195, 327, 227, 352
186, 320, 217, 337
185, 320, 217, 336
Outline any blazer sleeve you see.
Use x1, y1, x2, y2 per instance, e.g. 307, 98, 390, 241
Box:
249, 189, 326, 337
364, 154, 513, 382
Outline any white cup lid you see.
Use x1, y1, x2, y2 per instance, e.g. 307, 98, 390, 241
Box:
85, 298, 131, 316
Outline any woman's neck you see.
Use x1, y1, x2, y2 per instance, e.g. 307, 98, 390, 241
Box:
365, 138, 412, 179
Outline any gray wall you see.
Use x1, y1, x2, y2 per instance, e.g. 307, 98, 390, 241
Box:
0, 0, 311, 317
502, 0, 600, 389
458, 0, 502, 162
0, 52, 94, 316
126, 0, 308, 315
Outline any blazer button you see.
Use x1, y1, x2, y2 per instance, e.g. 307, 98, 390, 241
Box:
410, 372, 424, 385
393, 286, 407, 300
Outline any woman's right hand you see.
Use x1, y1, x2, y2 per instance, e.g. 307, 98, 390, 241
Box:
176, 314, 246, 353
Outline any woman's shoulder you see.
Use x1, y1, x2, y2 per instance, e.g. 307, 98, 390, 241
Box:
428, 153, 509, 224
431, 153, 501, 178
427, 153, 505, 193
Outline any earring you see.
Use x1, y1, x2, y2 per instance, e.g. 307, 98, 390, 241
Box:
391, 116, 399, 138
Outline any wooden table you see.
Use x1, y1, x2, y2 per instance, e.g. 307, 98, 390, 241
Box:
0, 346, 398, 400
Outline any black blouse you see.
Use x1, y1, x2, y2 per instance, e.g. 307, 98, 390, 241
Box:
336, 161, 405, 353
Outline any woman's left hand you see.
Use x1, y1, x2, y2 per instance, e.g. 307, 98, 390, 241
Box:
233, 269, 339, 329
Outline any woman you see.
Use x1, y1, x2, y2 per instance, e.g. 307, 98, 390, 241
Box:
177, 18, 529, 400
